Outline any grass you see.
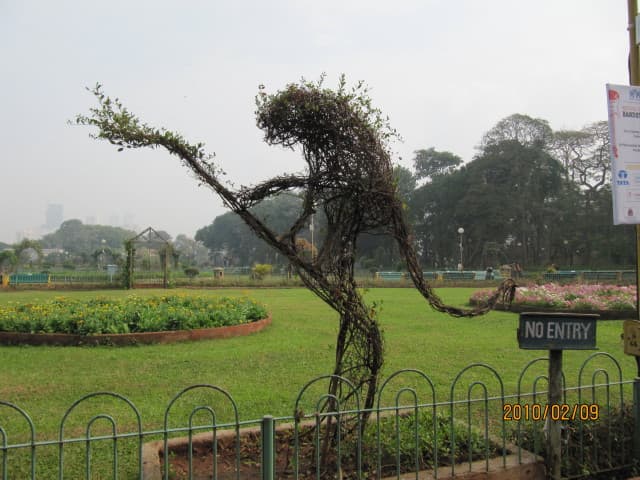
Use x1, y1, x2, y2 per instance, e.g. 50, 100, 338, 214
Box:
0, 287, 636, 477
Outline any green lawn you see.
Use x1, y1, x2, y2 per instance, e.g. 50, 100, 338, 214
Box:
0, 287, 635, 477
1, 287, 634, 420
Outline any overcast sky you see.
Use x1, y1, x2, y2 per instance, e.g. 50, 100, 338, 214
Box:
0, 1, 630, 244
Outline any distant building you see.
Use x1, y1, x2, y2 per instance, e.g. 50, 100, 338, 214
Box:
45, 204, 63, 231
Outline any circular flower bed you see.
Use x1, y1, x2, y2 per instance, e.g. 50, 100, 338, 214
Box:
0, 295, 270, 345
470, 284, 636, 318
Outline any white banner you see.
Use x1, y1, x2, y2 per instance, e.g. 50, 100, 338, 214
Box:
606, 84, 640, 225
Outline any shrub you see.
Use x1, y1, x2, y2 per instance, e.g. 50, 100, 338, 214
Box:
347, 410, 501, 476
511, 405, 635, 479
0, 295, 268, 335
251, 263, 273, 280
184, 267, 200, 278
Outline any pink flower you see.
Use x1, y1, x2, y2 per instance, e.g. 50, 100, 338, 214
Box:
471, 284, 635, 311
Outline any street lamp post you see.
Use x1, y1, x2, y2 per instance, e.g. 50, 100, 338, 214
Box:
457, 227, 464, 271
310, 213, 315, 261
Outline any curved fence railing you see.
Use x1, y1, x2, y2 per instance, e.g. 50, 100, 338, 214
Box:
0, 356, 635, 479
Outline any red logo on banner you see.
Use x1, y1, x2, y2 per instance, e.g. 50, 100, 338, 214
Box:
609, 89, 620, 101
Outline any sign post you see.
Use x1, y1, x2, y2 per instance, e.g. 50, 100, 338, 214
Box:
623, 318, 640, 458
518, 312, 598, 480
612, 0, 640, 460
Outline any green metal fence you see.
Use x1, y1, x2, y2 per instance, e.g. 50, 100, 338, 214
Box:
1, 355, 635, 479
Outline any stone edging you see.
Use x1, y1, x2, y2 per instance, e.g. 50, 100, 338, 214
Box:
0, 315, 271, 346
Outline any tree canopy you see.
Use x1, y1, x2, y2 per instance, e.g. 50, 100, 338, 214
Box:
41, 219, 135, 254
192, 113, 629, 271
407, 117, 631, 270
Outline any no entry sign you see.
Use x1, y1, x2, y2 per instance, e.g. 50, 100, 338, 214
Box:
517, 312, 598, 350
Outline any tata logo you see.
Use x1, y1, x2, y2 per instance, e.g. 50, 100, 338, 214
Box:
617, 170, 630, 185
630, 89, 640, 101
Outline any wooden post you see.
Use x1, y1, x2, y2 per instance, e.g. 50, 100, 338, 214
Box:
547, 349, 563, 480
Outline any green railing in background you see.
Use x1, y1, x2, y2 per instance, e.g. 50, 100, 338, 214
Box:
2, 269, 638, 289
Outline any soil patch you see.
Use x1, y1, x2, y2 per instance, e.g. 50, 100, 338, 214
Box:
143, 421, 543, 480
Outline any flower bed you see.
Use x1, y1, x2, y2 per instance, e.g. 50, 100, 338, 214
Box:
0, 294, 268, 335
146, 412, 542, 480
470, 284, 636, 317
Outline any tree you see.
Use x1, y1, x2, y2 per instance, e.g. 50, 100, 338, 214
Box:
354, 166, 416, 270
41, 219, 135, 257
412, 147, 462, 182
573, 121, 611, 192
195, 194, 315, 266
550, 129, 591, 182
13, 238, 43, 270
91, 246, 117, 268
466, 140, 565, 266
0, 250, 18, 273
196, 211, 248, 264
550, 121, 613, 265
407, 115, 626, 270
480, 113, 553, 150
410, 169, 467, 268
410, 138, 567, 268
173, 234, 210, 267
76, 79, 514, 448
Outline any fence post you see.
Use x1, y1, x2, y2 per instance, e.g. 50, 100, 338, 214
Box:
261, 415, 275, 480
547, 349, 562, 480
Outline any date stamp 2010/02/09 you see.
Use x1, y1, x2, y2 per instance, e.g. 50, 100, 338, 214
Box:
503, 403, 599, 422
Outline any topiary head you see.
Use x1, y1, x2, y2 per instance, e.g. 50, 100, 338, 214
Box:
254, 77, 396, 186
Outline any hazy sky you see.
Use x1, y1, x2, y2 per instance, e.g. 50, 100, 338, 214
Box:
1, 1, 630, 244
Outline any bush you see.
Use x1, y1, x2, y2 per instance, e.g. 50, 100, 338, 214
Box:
510, 405, 635, 479
184, 267, 200, 278
345, 410, 501, 476
251, 263, 273, 280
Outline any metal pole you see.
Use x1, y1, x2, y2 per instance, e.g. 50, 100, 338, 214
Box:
627, 0, 640, 460
261, 415, 275, 480
457, 227, 464, 270
631, 0, 640, 319
547, 349, 563, 480
310, 214, 315, 261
